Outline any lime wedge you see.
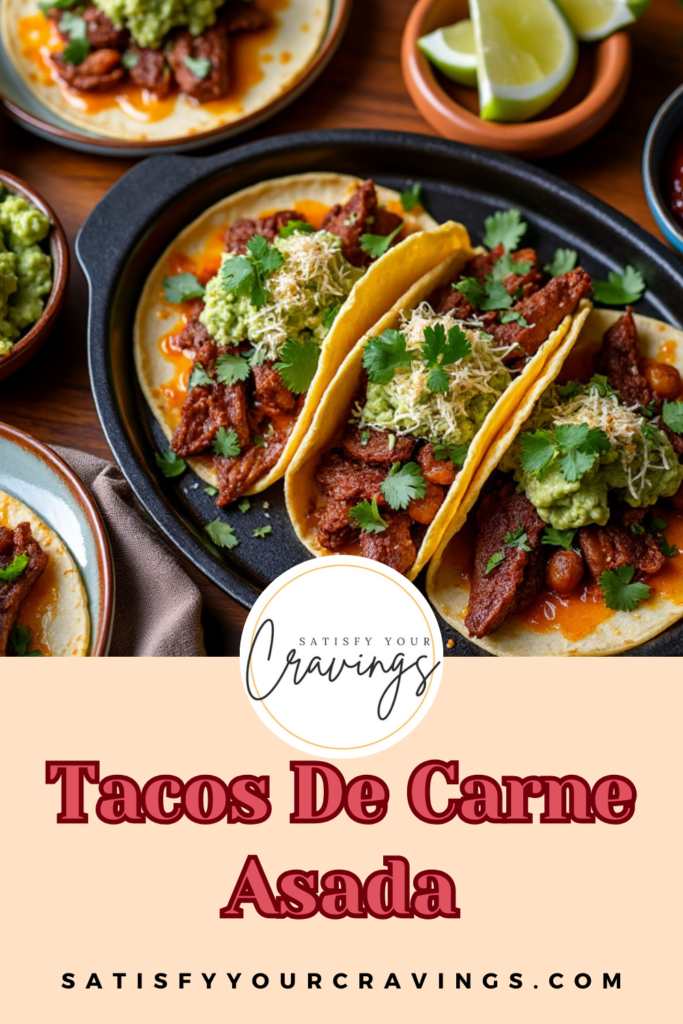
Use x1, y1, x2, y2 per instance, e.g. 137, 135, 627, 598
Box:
470, 0, 578, 123
556, 0, 650, 42
418, 20, 478, 88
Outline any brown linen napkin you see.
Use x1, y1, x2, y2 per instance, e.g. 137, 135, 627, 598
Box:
54, 446, 206, 657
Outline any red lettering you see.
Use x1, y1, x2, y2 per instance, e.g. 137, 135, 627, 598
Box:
46, 761, 99, 823
407, 760, 459, 824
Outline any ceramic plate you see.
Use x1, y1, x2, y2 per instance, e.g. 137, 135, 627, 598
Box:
0, 421, 114, 656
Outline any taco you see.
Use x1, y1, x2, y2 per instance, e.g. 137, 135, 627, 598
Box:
285, 230, 593, 581
427, 308, 683, 656
0, 489, 90, 657
3, 0, 329, 142
135, 172, 466, 505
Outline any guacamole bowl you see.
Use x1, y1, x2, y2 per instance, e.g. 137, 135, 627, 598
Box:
0, 170, 69, 383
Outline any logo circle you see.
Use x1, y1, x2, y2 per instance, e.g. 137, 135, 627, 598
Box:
240, 557, 444, 757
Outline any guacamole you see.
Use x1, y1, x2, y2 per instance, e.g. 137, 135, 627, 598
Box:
359, 311, 511, 446
200, 230, 364, 361
94, 0, 225, 49
507, 384, 683, 530
0, 185, 52, 358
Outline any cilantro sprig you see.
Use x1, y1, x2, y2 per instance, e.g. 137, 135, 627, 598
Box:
188, 363, 212, 389
215, 351, 251, 386
599, 564, 650, 612
60, 10, 90, 66
349, 497, 387, 534
155, 450, 186, 478
456, 253, 532, 313
421, 322, 471, 394
662, 400, 683, 435
220, 235, 284, 310
482, 209, 527, 253
9, 625, 43, 656
0, 553, 29, 583
360, 222, 403, 260
163, 272, 204, 304
206, 519, 239, 550
182, 55, 211, 80
544, 248, 577, 278
542, 527, 576, 550
400, 183, 423, 212
213, 427, 241, 458
432, 442, 469, 467
504, 526, 530, 551
520, 423, 611, 483
380, 462, 427, 510
592, 266, 645, 305
362, 329, 412, 385
274, 337, 320, 394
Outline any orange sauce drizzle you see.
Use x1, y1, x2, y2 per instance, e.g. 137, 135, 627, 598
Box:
657, 339, 678, 365
649, 510, 683, 605
18, 0, 289, 125
515, 582, 614, 642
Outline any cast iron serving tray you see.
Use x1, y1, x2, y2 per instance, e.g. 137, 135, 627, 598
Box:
78, 129, 683, 656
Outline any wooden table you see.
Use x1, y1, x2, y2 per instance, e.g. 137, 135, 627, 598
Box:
2, 0, 683, 654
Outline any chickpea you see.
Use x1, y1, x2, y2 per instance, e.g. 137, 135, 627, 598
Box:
669, 483, 683, 511
545, 549, 584, 596
644, 361, 682, 401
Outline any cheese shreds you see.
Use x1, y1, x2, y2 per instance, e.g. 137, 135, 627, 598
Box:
358, 304, 512, 445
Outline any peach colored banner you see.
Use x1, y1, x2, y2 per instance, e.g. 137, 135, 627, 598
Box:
3, 660, 680, 1022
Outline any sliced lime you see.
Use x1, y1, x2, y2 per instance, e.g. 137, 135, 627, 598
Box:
418, 20, 478, 88
556, 0, 650, 42
470, 0, 578, 123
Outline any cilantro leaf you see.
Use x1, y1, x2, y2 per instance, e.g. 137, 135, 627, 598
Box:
438, 327, 471, 362
349, 497, 387, 534
9, 625, 42, 656
362, 329, 412, 385
454, 277, 487, 307
182, 55, 212, 80
592, 265, 645, 305
206, 520, 239, 549
520, 429, 556, 476
204, 485, 219, 497
163, 272, 205, 304
360, 222, 403, 260
557, 381, 582, 399
322, 303, 341, 331
220, 236, 284, 311
630, 522, 645, 536
155, 450, 186, 478
432, 442, 469, 466
662, 400, 683, 435
587, 374, 615, 398
0, 553, 29, 583
490, 253, 533, 281
559, 447, 599, 483
121, 49, 139, 69
39, 0, 75, 11
661, 535, 678, 559
253, 434, 265, 447
381, 462, 427, 510
274, 337, 320, 394
279, 220, 314, 238
213, 427, 241, 458
482, 209, 527, 252
220, 254, 256, 299
215, 351, 251, 386
422, 323, 471, 393
237, 497, 251, 513
63, 36, 90, 65
544, 248, 577, 277
426, 366, 449, 394
485, 551, 505, 575
555, 423, 611, 483
253, 526, 273, 538
400, 183, 423, 212
599, 564, 650, 612
542, 527, 576, 549
188, 362, 212, 389
248, 235, 284, 276
504, 526, 530, 551
479, 278, 514, 311
500, 310, 529, 326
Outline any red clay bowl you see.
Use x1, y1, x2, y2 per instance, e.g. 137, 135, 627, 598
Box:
0, 170, 69, 382
402, 0, 632, 159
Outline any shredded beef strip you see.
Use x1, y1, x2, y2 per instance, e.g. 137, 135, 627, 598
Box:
169, 315, 220, 371
427, 284, 477, 319
466, 245, 543, 299
0, 523, 48, 657
172, 381, 249, 457
167, 24, 229, 102
225, 211, 303, 254
215, 429, 288, 506
317, 453, 387, 505
579, 507, 665, 582
416, 443, 457, 486
597, 308, 652, 408
321, 180, 403, 267
50, 48, 125, 91
341, 426, 415, 466
252, 361, 297, 416
221, 1, 271, 34
128, 46, 171, 97
485, 268, 593, 362
465, 486, 546, 639
317, 499, 359, 552
359, 514, 417, 575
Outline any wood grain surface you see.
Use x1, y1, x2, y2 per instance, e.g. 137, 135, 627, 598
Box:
1, 0, 683, 655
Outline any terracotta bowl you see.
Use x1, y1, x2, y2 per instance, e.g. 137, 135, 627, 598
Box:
0, 170, 69, 382
402, 0, 632, 159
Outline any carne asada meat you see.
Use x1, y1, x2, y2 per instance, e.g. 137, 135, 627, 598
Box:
317, 499, 358, 552
128, 46, 172, 97
486, 268, 593, 362
252, 361, 297, 417
359, 513, 416, 574
167, 24, 229, 102
172, 381, 249, 457
221, 1, 271, 34
50, 48, 125, 92
225, 211, 303, 254
579, 511, 665, 581
317, 453, 387, 504
427, 283, 477, 320
416, 443, 457, 486
50, 5, 129, 49
321, 180, 403, 267
597, 308, 652, 408
465, 487, 546, 639
215, 429, 288, 506
341, 426, 415, 466
665, 425, 683, 458
0, 523, 48, 657
169, 314, 220, 371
